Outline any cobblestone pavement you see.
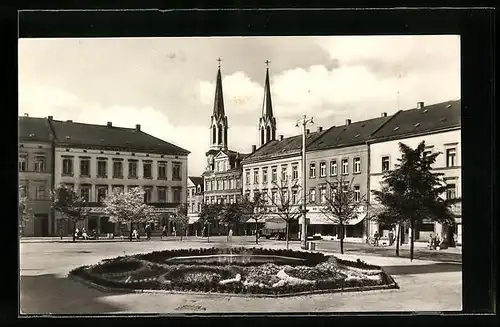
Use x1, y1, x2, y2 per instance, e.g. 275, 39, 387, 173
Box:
20, 237, 462, 314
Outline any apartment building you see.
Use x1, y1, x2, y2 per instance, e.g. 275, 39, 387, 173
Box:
187, 176, 204, 235
18, 116, 54, 236
368, 100, 462, 245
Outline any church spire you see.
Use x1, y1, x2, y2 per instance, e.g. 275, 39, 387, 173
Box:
209, 58, 228, 151
259, 60, 277, 147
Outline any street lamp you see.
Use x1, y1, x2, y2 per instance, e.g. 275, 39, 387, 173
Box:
296, 114, 314, 249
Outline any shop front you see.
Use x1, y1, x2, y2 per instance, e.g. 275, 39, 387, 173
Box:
300, 206, 367, 240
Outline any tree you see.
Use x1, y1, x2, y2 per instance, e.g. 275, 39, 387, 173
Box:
199, 203, 223, 243
50, 185, 91, 241
103, 187, 158, 242
18, 187, 33, 237
265, 177, 303, 249
220, 202, 243, 241
318, 175, 367, 255
371, 141, 460, 261
241, 192, 268, 244
171, 203, 189, 241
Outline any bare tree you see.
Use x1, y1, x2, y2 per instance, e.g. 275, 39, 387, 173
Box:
18, 186, 33, 237
318, 175, 367, 254
241, 192, 268, 244
265, 177, 303, 249
50, 185, 91, 241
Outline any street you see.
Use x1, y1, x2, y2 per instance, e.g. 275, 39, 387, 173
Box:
20, 236, 462, 313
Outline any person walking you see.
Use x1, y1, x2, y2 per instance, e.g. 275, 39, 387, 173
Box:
161, 225, 167, 240
228, 228, 233, 242
373, 231, 380, 247
145, 223, 151, 240
388, 229, 394, 246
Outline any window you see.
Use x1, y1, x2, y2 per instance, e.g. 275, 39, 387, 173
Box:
128, 161, 137, 178
143, 188, 152, 203
217, 179, 223, 190
173, 187, 182, 203
341, 159, 349, 175
224, 179, 228, 190
292, 189, 298, 204
309, 188, 316, 203
172, 162, 182, 180
211, 180, 215, 191
19, 154, 27, 172
62, 157, 74, 176
330, 160, 337, 176
254, 169, 260, 185
281, 166, 288, 182
354, 185, 361, 202
198, 203, 201, 212
112, 185, 124, 195
35, 185, 46, 200
446, 148, 457, 167
97, 187, 107, 202
330, 183, 339, 197
158, 162, 167, 179
80, 159, 90, 177
262, 168, 268, 184
381, 156, 390, 172
320, 186, 327, 204
143, 162, 152, 179
292, 165, 298, 180
342, 182, 349, 193
353, 157, 361, 174
245, 170, 251, 185
113, 161, 123, 178
80, 187, 90, 202
206, 180, 210, 191
97, 160, 107, 177
271, 190, 278, 204
230, 179, 235, 189
271, 167, 277, 182
34, 156, 46, 172
319, 162, 326, 177
309, 163, 316, 178
446, 183, 456, 200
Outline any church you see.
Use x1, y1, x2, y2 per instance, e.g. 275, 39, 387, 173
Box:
201, 59, 277, 235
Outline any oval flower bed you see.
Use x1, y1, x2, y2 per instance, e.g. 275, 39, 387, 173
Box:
69, 247, 398, 296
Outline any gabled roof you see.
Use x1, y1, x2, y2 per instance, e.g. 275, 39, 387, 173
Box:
307, 115, 392, 151
48, 119, 190, 155
242, 130, 328, 164
370, 100, 461, 142
188, 176, 203, 186
18, 117, 53, 142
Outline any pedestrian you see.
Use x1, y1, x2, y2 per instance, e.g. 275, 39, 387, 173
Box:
161, 225, 167, 240
228, 228, 233, 242
373, 231, 380, 247
202, 226, 206, 237
173, 226, 176, 237
145, 224, 151, 240
388, 230, 394, 246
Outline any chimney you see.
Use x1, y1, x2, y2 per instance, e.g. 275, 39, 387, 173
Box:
279, 135, 284, 141
48, 116, 53, 120
381, 112, 387, 117
417, 101, 424, 109
345, 119, 352, 126
107, 121, 112, 127
135, 124, 141, 131
252, 145, 257, 152
317, 126, 323, 132
66, 120, 73, 123
306, 129, 310, 135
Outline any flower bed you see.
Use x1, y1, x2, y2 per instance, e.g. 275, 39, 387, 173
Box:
70, 247, 398, 296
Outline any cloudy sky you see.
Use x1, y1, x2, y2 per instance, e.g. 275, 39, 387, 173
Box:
19, 35, 460, 175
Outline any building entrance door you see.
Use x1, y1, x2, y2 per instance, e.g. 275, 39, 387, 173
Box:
34, 214, 49, 237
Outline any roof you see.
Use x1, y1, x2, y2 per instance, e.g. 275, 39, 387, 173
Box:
18, 117, 53, 142
307, 115, 392, 151
212, 67, 225, 119
370, 100, 461, 142
262, 67, 273, 118
188, 176, 203, 186
242, 130, 328, 164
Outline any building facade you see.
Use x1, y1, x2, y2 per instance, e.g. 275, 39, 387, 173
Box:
368, 100, 462, 245
187, 176, 204, 235
18, 116, 54, 237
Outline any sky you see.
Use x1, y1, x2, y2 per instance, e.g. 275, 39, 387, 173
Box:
18, 35, 460, 176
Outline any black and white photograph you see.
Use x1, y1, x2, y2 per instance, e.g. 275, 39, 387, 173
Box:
19, 34, 463, 314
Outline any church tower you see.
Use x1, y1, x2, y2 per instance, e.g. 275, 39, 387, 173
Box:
259, 60, 277, 146
209, 58, 228, 151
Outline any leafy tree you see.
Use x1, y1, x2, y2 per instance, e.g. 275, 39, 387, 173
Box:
103, 187, 158, 241
18, 187, 33, 237
50, 185, 90, 241
171, 203, 189, 240
220, 202, 243, 240
240, 192, 268, 244
265, 177, 303, 249
199, 203, 223, 243
371, 141, 460, 261
318, 175, 367, 255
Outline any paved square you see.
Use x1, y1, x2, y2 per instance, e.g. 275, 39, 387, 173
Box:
20, 237, 462, 314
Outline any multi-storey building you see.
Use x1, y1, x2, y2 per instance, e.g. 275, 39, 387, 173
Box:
368, 100, 461, 245
304, 113, 393, 240
187, 176, 204, 235
31, 116, 190, 236
18, 116, 54, 236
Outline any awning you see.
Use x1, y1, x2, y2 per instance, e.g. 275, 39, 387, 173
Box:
301, 211, 367, 226
188, 216, 200, 224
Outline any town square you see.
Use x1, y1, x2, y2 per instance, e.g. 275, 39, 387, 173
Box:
19, 35, 462, 314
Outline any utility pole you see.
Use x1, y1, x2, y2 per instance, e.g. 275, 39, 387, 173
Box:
296, 114, 314, 249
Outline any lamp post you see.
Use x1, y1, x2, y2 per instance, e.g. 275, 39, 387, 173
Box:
296, 114, 314, 249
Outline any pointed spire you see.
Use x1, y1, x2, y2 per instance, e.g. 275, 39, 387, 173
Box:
262, 60, 273, 118
213, 58, 225, 118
